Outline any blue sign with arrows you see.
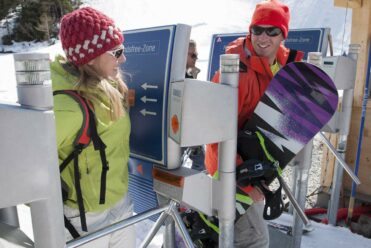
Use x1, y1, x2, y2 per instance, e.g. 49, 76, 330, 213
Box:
207, 28, 330, 81
123, 26, 176, 164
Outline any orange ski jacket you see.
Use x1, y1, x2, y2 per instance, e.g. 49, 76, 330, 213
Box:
205, 35, 304, 180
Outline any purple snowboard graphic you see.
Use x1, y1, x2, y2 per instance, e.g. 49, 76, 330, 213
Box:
244, 62, 338, 183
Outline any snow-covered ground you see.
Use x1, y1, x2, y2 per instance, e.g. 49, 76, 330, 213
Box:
1, 0, 370, 247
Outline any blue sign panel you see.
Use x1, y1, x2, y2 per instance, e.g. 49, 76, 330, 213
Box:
128, 157, 158, 220
123, 26, 175, 164
207, 32, 246, 81
208, 28, 329, 81
285, 28, 328, 60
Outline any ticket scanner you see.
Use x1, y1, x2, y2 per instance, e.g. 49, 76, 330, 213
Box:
154, 77, 237, 215
0, 53, 65, 248
321, 55, 357, 133
148, 54, 239, 248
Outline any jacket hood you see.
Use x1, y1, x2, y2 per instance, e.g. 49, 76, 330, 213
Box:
51, 55, 80, 92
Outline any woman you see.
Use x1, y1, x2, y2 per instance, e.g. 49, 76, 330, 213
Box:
51, 7, 135, 247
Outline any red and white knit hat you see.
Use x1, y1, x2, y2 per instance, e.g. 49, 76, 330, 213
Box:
249, 0, 290, 38
59, 7, 124, 66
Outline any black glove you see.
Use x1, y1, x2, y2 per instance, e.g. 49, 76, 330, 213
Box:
237, 129, 265, 161
236, 159, 277, 187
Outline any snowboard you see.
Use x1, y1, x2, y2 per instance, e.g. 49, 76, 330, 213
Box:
239, 61, 338, 184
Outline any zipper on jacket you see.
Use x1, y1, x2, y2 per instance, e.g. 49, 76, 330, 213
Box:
85, 153, 90, 174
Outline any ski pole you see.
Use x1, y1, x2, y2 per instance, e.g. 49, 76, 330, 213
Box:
347, 42, 371, 225
277, 175, 313, 229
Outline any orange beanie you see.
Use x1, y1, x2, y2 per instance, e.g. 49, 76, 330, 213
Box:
249, 0, 290, 38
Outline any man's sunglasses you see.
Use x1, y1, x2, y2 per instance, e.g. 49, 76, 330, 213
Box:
251, 26, 282, 37
188, 53, 198, 59
107, 47, 124, 58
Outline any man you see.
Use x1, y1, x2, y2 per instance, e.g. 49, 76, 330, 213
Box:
185, 39, 201, 79
184, 39, 205, 171
205, 0, 304, 247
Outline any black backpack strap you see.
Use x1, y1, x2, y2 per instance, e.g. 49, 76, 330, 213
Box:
86, 103, 109, 204
239, 61, 248, 73
64, 215, 80, 239
286, 49, 298, 64
54, 90, 108, 233
73, 148, 87, 231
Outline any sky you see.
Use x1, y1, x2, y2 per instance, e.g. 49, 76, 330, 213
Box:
0, 0, 352, 81
84, 0, 353, 80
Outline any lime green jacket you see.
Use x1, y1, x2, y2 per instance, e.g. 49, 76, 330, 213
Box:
51, 58, 131, 212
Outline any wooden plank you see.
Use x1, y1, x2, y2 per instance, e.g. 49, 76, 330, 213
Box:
350, 0, 371, 107
334, 0, 363, 8
333, 0, 371, 201
320, 133, 339, 188
343, 105, 371, 196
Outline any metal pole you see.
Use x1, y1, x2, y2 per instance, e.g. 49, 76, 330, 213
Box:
319, 132, 360, 185
278, 176, 311, 227
141, 208, 171, 248
327, 134, 347, 225
171, 203, 195, 248
163, 217, 176, 248
217, 54, 239, 248
293, 52, 322, 248
156, 194, 175, 248
292, 143, 313, 248
327, 44, 360, 225
67, 205, 168, 248
327, 90, 357, 225
289, 52, 322, 247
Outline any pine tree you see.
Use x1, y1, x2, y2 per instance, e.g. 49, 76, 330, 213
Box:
2, 0, 74, 44
0, 0, 22, 20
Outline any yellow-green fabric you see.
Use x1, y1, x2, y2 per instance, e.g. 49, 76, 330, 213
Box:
212, 170, 254, 206
270, 60, 281, 75
51, 57, 131, 212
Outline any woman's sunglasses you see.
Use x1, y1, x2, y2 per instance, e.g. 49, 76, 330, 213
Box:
107, 47, 124, 58
251, 26, 282, 37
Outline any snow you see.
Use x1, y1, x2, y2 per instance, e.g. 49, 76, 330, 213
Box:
273, 212, 371, 248
1, 0, 369, 247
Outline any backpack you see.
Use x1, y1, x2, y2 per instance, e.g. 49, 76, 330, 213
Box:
53, 90, 109, 238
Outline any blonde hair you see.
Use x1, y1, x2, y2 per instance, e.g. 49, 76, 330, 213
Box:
75, 64, 128, 121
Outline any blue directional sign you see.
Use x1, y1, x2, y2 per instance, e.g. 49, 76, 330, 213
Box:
123, 26, 176, 164
207, 32, 245, 81
285, 28, 330, 60
128, 157, 158, 219
208, 28, 330, 81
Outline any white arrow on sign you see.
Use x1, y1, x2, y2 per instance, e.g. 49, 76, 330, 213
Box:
140, 96, 158, 103
140, 109, 157, 116
141, 83, 158, 90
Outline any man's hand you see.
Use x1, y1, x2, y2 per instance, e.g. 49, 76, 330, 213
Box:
247, 186, 265, 202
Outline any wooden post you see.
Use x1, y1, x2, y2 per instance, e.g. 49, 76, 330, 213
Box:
325, 0, 371, 202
